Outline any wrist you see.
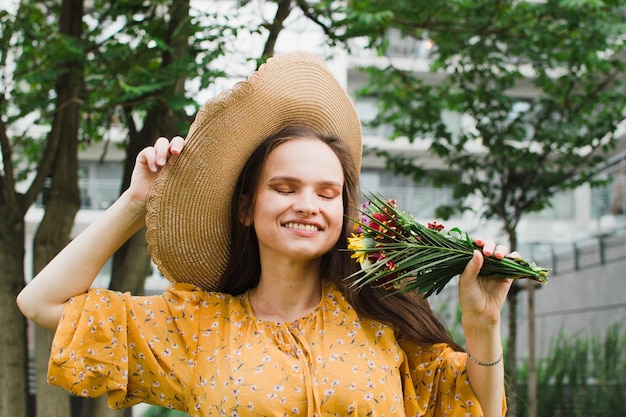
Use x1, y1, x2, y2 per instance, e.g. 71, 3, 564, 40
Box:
463, 318, 502, 353
463, 321, 502, 360
115, 191, 149, 232
119, 188, 147, 210
462, 316, 501, 335
467, 349, 503, 367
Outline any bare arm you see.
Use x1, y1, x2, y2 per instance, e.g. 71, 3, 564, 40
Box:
16, 137, 184, 331
458, 243, 515, 417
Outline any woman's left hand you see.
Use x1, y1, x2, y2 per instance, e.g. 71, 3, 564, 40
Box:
458, 239, 517, 328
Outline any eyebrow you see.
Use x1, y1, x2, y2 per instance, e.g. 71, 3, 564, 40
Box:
267, 176, 343, 188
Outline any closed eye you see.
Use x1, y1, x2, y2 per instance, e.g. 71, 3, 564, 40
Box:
317, 187, 341, 200
275, 188, 294, 195
318, 193, 336, 200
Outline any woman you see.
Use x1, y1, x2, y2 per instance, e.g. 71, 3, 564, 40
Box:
17, 52, 512, 417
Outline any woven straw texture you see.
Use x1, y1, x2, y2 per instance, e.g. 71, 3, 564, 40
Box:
145, 52, 362, 291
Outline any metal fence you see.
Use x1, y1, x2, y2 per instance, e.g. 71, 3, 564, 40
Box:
528, 228, 626, 276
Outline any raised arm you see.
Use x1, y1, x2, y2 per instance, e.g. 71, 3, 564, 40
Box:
458, 240, 515, 417
16, 137, 184, 331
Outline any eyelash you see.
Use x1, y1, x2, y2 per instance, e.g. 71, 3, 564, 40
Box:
274, 188, 335, 200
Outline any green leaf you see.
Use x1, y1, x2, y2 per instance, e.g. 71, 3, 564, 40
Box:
346, 193, 550, 298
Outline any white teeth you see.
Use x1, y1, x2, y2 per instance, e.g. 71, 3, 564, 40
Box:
285, 222, 319, 232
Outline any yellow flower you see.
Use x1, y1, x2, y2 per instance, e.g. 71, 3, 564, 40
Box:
347, 234, 369, 265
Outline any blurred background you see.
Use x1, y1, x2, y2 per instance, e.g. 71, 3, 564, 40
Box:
2, 0, 625, 416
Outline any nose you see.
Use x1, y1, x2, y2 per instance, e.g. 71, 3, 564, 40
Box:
293, 191, 319, 215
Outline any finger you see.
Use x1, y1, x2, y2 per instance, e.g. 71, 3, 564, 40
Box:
170, 135, 185, 155
493, 244, 509, 259
153, 137, 172, 166
481, 240, 496, 257
460, 250, 484, 284
136, 146, 158, 172
507, 251, 522, 259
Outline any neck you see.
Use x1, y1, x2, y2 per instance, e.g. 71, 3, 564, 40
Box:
250, 262, 323, 322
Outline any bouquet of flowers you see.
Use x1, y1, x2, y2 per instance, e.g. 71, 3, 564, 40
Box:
346, 194, 550, 298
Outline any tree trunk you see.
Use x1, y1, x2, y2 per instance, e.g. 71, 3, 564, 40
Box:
31, 1, 83, 416
81, 2, 191, 416
506, 284, 519, 417
34, 328, 68, 417
32, 136, 80, 417
32, 114, 81, 417
504, 224, 520, 417
81, 396, 125, 417
0, 207, 29, 417
109, 231, 152, 295
109, 0, 191, 295
258, 0, 293, 67
107, 104, 164, 299
527, 282, 537, 417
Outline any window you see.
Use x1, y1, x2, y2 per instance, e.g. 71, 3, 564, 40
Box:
78, 161, 123, 209
360, 168, 455, 219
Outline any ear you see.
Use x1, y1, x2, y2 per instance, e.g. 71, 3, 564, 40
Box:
238, 195, 253, 226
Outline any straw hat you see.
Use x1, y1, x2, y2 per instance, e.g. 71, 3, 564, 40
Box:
145, 52, 362, 291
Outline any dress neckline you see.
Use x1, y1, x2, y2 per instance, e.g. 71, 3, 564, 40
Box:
241, 281, 332, 327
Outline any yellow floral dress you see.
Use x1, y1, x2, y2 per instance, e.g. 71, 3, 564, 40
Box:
48, 281, 493, 416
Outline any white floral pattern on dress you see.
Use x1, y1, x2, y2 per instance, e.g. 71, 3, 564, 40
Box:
49, 282, 496, 416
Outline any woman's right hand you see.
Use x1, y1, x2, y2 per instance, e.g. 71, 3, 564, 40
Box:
16, 135, 186, 330
127, 136, 185, 204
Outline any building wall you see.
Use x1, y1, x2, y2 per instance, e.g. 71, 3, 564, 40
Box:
512, 232, 626, 359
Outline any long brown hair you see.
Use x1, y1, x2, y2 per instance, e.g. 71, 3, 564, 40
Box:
221, 125, 359, 294
221, 125, 461, 350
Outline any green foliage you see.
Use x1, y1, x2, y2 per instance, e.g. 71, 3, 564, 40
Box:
79, 0, 236, 138
516, 324, 626, 416
2, 0, 238, 184
348, 194, 549, 297
350, 1, 626, 236
2, 2, 60, 180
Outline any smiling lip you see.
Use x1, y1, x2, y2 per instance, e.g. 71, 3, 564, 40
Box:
284, 222, 320, 232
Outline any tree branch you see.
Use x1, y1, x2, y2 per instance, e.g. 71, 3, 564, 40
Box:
258, 0, 293, 68
0, 102, 16, 206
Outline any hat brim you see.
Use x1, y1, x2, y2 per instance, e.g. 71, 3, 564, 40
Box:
145, 52, 362, 291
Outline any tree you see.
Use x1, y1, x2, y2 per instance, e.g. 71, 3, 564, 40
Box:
31, 0, 85, 415
340, 1, 626, 416
1, 0, 235, 415
0, 1, 86, 414
81, 2, 228, 414
4, 0, 323, 414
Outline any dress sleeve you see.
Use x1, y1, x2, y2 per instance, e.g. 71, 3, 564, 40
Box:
399, 341, 506, 417
48, 284, 202, 411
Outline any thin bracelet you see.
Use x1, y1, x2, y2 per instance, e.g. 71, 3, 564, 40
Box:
467, 350, 503, 367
